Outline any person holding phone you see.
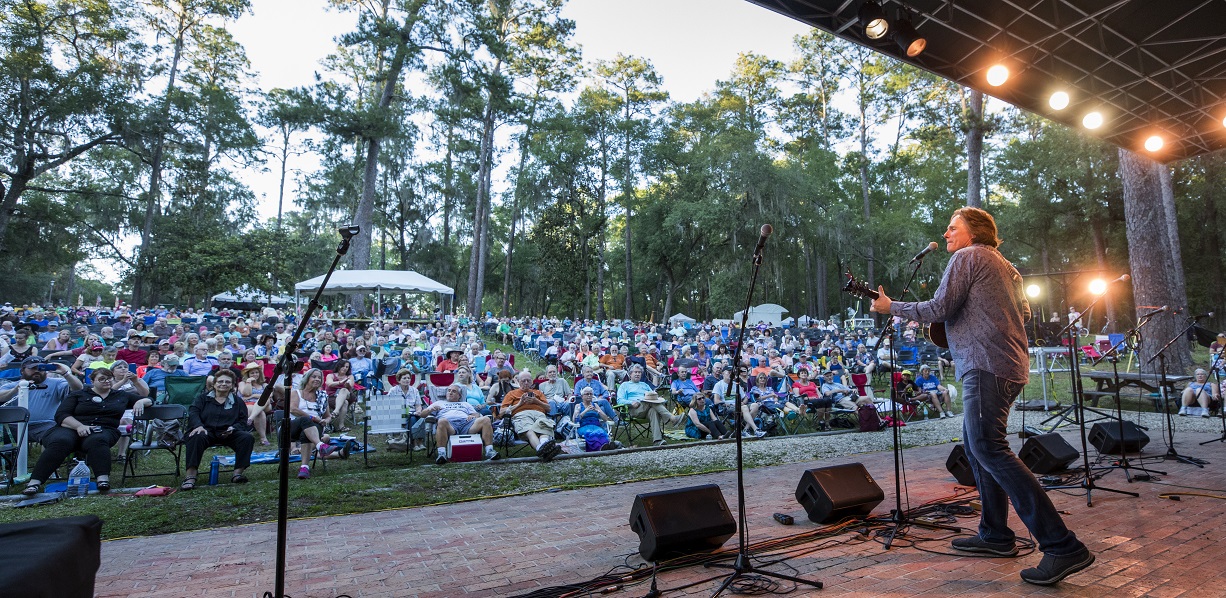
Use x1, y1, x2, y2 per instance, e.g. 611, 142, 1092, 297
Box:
0, 356, 84, 442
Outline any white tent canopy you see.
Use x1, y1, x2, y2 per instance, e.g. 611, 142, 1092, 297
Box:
731, 303, 789, 325
212, 285, 293, 305
294, 270, 454, 296
668, 313, 697, 324
294, 270, 454, 315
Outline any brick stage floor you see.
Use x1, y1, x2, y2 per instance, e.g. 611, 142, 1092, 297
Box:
96, 425, 1226, 598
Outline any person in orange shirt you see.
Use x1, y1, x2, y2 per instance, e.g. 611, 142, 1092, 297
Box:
598, 345, 628, 389
500, 371, 562, 461
642, 345, 666, 386
437, 347, 463, 373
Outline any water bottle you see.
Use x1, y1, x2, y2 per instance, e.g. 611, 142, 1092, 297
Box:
208, 456, 220, 486
68, 459, 91, 498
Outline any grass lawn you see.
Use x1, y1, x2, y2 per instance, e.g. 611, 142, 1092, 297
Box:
0, 337, 1211, 540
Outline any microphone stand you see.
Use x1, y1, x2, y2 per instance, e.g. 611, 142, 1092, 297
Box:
706, 229, 822, 596
870, 252, 959, 550
259, 227, 357, 598
1199, 352, 1226, 445
1088, 324, 1165, 482
1146, 318, 1208, 467
1044, 289, 1138, 505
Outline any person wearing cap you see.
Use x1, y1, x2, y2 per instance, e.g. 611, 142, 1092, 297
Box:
820, 369, 857, 410
348, 345, 374, 384
915, 364, 954, 418
36, 321, 60, 345
894, 369, 921, 405
117, 335, 148, 366
70, 342, 106, 377
0, 356, 84, 442
239, 361, 274, 446
437, 346, 463, 373
299, 329, 318, 353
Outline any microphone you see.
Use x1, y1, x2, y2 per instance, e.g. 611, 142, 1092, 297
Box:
338, 224, 361, 239
909, 241, 939, 264
1191, 311, 1215, 320
1137, 305, 1167, 319
754, 224, 773, 255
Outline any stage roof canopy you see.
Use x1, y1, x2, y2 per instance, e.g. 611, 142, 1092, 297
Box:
746, 0, 1226, 162
294, 270, 454, 296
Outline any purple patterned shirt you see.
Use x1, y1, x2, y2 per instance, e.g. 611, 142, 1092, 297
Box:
890, 244, 1031, 384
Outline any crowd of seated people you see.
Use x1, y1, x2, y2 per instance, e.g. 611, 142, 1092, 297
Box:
0, 302, 975, 484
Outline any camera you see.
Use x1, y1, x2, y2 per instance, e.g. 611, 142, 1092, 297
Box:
37, 363, 58, 371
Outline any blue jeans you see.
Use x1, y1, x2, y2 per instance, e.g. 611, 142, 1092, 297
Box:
961, 369, 1085, 556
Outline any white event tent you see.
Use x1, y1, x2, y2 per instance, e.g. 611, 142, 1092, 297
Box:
731, 303, 789, 326
294, 270, 454, 314
212, 285, 294, 307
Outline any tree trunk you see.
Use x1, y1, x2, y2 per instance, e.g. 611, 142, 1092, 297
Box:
467, 59, 502, 317
1090, 219, 1116, 331
442, 121, 455, 247
662, 268, 675, 321
276, 125, 289, 229
859, 115, 874, 288
1119, 148, 1192, 375
501, 97, 539, 317
965, 90, 984, 208
1158, 166, 1188, 311
622, 96, 634, 320
133, 10, 188, 307
1202, 164, 1225, 325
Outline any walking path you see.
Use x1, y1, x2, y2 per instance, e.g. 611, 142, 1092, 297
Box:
95, 421, 1226, 597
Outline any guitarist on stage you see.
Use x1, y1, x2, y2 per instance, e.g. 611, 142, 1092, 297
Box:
869, 207, 1095, 586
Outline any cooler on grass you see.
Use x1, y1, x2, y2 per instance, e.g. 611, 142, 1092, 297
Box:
446, 434, 483, 462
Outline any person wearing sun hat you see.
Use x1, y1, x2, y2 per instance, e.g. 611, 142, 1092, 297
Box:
437, 346, 463, 373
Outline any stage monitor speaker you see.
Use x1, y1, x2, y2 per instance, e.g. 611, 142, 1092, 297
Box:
945, 444, 977, 486
795, 463, 884, 523
1019, 433, 1079, 473
1089, 421, 1150, 454
629, 484, 735, 561
0, 515, 101, 598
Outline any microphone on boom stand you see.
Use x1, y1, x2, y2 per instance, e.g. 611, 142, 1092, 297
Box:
909, 241, 938, 264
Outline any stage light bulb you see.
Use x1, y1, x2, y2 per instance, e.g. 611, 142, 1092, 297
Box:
859, 1, 889, 40
1026, 284, 1041, 298
1089, 279, 1108, 295
1049, 91, 1069, 110
986, 65, 1009, 86
1144, 135, 1164, 152
1082, 111, 1104, 130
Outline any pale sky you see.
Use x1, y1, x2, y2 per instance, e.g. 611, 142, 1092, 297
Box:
226, 0, 813, 220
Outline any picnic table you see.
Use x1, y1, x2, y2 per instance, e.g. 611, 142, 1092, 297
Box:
1082, 370, 1190, 411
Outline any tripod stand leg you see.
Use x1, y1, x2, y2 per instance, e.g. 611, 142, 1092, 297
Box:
706, 553, 823, 598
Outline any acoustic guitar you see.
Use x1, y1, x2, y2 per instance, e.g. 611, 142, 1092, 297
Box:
841, 272, 948, 349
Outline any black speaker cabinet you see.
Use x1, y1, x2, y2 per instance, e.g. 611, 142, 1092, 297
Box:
1019, 433, 1080, 473
629, 484, 735, 561
946, 444, 977, 486
0, 515, 101, 598
795, 463, 885, 523
1089, 421, 1150, 454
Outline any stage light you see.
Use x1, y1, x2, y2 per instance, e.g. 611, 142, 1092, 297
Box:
986, 65, 1009, 86
1026, 284, 1041, 298
1089, 279, 1108, 295
894, 18, 926, 57
1082, 111, 1104, 130
1049, 91, 1069, 110
1144, 135, 1164, 152
859, 1, 889, 40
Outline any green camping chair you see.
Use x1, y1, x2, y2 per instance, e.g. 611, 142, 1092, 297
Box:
162, 375, 208, 405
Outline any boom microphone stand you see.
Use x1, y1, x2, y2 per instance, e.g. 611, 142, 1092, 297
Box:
1146, 317, 1208, 467
258, 225, 361, 598
706, 225, 822, 597
870, 249, 959, 549
1199, 352, 1226, 445
1044, 281, 1138, 505
1089, 325, 1165, 482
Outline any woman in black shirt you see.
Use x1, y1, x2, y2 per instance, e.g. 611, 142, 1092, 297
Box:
180, 368, 253, 490
23, 367, 152, 496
